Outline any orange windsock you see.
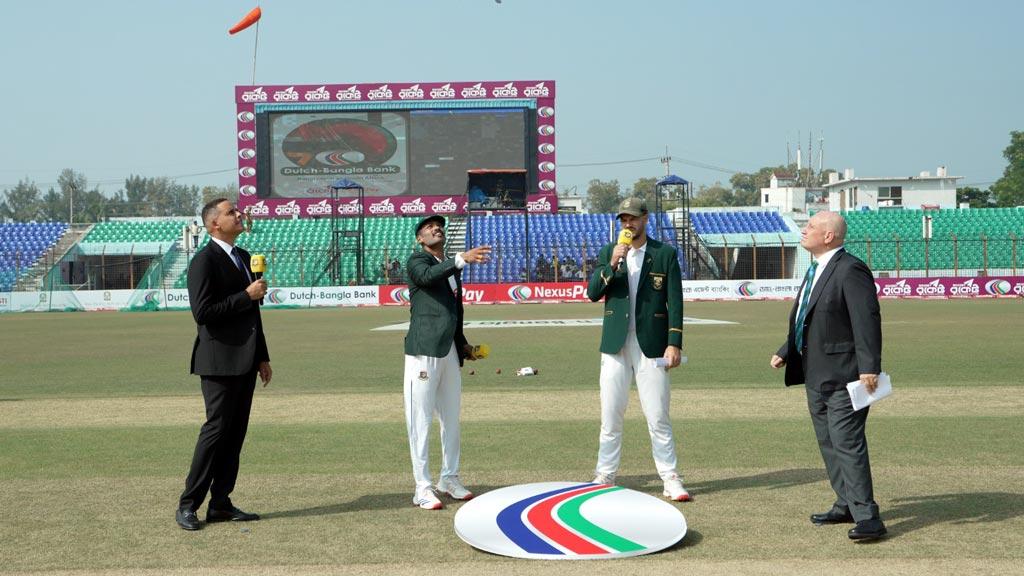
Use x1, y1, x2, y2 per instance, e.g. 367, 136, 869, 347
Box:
229, 6, 262, 35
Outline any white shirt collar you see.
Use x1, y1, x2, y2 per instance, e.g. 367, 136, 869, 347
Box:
815, 245, 843, 268
210, 236, 236, 256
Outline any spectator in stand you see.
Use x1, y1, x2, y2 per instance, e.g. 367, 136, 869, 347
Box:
534, 256, 549, 282
390, 259, 401, 284
468, 185, 486, 209
189, 220, 201, 250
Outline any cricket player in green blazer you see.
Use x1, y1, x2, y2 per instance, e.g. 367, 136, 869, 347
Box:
403, 215, 491, 510
587, 197, 691, 501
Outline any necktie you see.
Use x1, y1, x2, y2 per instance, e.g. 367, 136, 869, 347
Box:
230, 248, 251, 282
794, 260, 818, 353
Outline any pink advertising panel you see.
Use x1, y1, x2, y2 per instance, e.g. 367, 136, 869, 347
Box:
873, 276, 1024, 298
379, 282, 589, 306
234, 81, 556, 217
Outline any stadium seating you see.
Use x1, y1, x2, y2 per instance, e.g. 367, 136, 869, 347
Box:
81, 219, 191, 244
843, 208, 1024, 270
54, 208, 1022, 289
0, 222, 68, 291
689, 211, 790, 235
173, 216, 419, 288
463, 213, 683, 283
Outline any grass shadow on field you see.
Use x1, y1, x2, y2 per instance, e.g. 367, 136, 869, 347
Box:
669, 528, 703, 550
883, 492, 1024, 539
262, 493, 408, 519
684, 468, 824, 495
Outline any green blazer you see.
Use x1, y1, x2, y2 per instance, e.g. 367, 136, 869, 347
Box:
586, 238, 683, 358
404, 250, 469, 362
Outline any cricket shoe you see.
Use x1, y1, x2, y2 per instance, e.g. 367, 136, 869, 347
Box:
413, 486, 443, 510
437, 476, 474, 501
663, 474, 692, 502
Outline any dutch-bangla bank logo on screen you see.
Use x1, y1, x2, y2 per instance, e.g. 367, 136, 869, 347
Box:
454, 482, 687, 560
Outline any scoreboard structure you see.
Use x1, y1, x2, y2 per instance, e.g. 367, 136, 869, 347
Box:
234, 81, 557, 218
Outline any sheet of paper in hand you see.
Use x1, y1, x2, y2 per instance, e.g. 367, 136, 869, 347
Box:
847, 372, 893, 411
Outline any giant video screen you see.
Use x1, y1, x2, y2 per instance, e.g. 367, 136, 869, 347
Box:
260, 108, 529, 198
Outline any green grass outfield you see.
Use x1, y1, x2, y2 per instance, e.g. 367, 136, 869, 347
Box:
0, 299, 1021, 575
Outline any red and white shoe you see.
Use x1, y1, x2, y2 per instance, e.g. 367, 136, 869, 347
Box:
663, 474, 692, 502
437, 476, 474, 501
413, 487, 443, 510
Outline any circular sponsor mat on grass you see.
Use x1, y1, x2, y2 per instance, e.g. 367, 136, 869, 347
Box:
454, 481, 686, 560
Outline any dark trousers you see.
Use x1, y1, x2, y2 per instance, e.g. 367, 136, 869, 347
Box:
805, 384, 880, 522
179, 370, 257, 512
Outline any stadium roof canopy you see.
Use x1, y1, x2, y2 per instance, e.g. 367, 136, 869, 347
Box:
331, 178, 363, 190
657, 174, 689, 187
698, 232, 801, 247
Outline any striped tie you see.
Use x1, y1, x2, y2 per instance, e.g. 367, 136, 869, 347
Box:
794, 260, 818, 354
230, 248, 251, 283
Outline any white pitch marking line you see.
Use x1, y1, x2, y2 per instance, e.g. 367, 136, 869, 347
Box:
372, 317, 738, 331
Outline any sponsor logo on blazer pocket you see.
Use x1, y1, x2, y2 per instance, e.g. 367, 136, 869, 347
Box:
650, 272, 666, 290
654, 312, 666, 318
605, 310, 615, 315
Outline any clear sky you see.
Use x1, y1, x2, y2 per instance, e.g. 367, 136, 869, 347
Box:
0, 0, 1020, 196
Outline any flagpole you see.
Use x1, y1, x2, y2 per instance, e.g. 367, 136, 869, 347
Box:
251, 19, 260, 85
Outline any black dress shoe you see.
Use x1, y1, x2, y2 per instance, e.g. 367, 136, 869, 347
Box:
848, 518, 887, 540
206, 506, 260, 522
176, 508, 201, 531
810, 507, 854, 525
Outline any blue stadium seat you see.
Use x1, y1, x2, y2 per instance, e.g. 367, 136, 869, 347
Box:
0, 222, 69, 290
690, 211, 789, 235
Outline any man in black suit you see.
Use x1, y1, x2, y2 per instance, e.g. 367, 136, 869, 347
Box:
176, 198, 272, 531
771, 210, 886, 541
403, 215, 490, 510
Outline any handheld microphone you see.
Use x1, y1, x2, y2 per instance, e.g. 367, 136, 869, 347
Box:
615, 229, 633, 268
250, 254, 266, 304
250, 254, 265, 279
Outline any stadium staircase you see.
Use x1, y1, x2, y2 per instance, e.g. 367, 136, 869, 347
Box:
687, 210, 799, 279
445, 214, 468, 259
11, 223, 90, 291
668, 211, 721, 279
161, 240, 193, 289
689, 231, 723, 280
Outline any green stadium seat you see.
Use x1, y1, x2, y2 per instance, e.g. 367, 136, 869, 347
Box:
843, 208, 1023, 272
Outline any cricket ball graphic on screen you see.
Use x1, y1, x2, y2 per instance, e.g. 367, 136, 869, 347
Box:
454, 482, 687, 560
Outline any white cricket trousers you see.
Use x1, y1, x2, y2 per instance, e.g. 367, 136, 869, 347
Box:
404, 343, 462, 490
596, 331, 679, 480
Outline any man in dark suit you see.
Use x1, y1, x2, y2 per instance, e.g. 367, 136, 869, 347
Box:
176, 198, 272, 531
403, 215, 490, 510
587, 197, 690, 502
771, 210, 886, 541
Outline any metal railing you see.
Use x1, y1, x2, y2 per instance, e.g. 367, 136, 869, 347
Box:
844, 234, 1020, 278
3, 234, 1020, 291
